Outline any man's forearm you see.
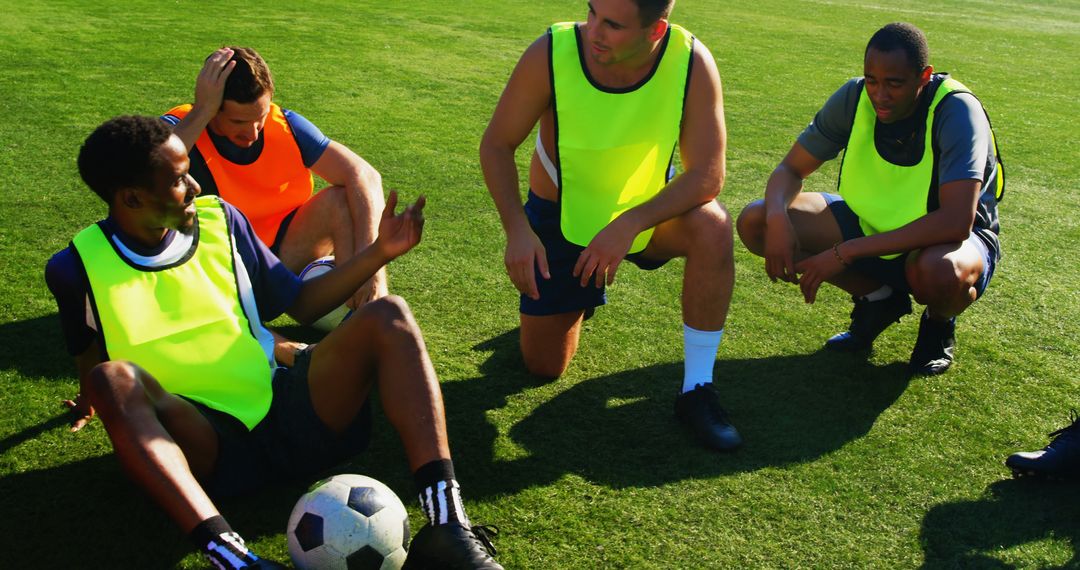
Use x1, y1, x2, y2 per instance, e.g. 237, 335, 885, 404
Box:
480, 143, 532, 237
170, 105, 215, 153
763, 164, 804, 220
619, 167, 722, 234
841, 209, 974, 261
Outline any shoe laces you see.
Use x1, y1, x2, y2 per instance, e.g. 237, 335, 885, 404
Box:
470, 524, 499, 557
1047, 410, 1080, 447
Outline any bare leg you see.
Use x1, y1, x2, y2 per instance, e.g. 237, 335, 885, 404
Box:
82, 361, 220, 533
276, 186, 388, 308
643, 201, 733, 330
306, 295, 448, 471
519, 310, 586, 379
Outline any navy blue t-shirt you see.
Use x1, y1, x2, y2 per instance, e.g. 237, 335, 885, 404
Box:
45, 201, 301, 356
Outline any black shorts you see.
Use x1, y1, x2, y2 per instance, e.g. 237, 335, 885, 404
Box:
520, 191, 669, 316
190, 347, 373, 498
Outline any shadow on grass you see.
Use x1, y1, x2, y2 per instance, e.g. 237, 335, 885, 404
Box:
919, 478, 1080, 568
444, 330, 912, 498
0, 417, 324, 568
0, 314, 74, 380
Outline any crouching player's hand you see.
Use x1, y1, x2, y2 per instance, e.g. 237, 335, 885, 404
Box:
62, 394, 95, 432
375, 190, 426, 261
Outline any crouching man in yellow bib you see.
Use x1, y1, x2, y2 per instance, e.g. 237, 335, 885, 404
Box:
737, 23, 1004, 375
481, 0, 740, 450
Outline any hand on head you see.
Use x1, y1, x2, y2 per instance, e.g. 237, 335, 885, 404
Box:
193, 47, 236, 114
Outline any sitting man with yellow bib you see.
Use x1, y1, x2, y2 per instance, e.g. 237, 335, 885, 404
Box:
46, 117, 503, 569
162, 46, 387, 314
481, 0, 740, 451
737, 22, 1004, 375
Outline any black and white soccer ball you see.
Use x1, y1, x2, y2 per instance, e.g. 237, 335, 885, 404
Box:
287, 474, 411, 570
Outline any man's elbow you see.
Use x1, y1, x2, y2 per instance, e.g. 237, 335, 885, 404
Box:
699, 166, 725, 201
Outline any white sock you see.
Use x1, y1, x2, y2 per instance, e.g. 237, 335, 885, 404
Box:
860, 285, 893, 302
683, 324, 723, 393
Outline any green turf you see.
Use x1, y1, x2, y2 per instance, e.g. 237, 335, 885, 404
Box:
1, 0, 1079, 568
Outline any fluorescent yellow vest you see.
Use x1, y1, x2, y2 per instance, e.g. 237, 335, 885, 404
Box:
550, 21, 693, 253
72, 196, 273, 429
838, 77, 1004, 259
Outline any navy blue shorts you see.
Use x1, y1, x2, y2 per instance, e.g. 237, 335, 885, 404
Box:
190, 347, 373, 498
520, 191, 669, 316
269, 206, 300, 256
823, 193, 997, 298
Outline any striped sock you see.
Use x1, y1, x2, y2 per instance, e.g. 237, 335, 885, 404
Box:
190, 516, 262, 569
414, 459, 470, 527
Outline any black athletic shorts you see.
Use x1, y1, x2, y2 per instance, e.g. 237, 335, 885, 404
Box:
520, 190, 669, 316
191, 347, 373, 498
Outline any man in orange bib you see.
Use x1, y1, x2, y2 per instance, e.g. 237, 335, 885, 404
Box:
164, 47, 387, 315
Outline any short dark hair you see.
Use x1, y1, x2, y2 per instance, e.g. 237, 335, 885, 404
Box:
77, 116, 173, 204
866, 22, 929, 72
222, 46, 275, 104
632, 0, 675, 26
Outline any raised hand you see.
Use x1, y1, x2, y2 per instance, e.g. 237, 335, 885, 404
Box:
375, 190, 426, 261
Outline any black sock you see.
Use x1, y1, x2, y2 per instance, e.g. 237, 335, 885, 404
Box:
414, 459, 469, 527
189, 515, 261, 569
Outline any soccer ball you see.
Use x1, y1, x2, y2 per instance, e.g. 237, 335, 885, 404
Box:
287, 474, 411, 570
299, 256, 351, 332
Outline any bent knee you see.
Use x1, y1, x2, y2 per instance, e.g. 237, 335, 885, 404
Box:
84, 361, 148, 406
682, 201, 733, 246
352, 295, 417, 334
907, 255, 972, 304
736, 199, 767, 255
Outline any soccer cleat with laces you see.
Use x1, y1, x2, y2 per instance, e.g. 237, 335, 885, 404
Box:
825, 293, 912, 352
1006, 412, 1080, 480
402, 523, 503, 570
908, 309, 956, 375
674, 383, 742, 451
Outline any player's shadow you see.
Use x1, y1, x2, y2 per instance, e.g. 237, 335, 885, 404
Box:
0, 314, 73, 380
440, 330, 911, 498
0, 412, 316, 568
919, 478, 1080, 568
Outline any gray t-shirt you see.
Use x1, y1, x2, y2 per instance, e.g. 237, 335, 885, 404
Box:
798, 74, 1001, 252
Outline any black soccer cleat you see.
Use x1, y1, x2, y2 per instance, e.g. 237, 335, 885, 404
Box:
1006, 412, 1080, 480
403, 523, 503, 570
908, 309, 956, 376
674, 383, 742, 451
825, 293, 912, 352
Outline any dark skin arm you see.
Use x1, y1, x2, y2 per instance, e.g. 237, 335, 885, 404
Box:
795, 178, 981, 303
62, 342, 103, 431
286, 191, 425, 324
762, 143, 825, 284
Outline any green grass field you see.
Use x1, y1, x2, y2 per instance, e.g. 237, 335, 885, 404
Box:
2, 0, 1079, 567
